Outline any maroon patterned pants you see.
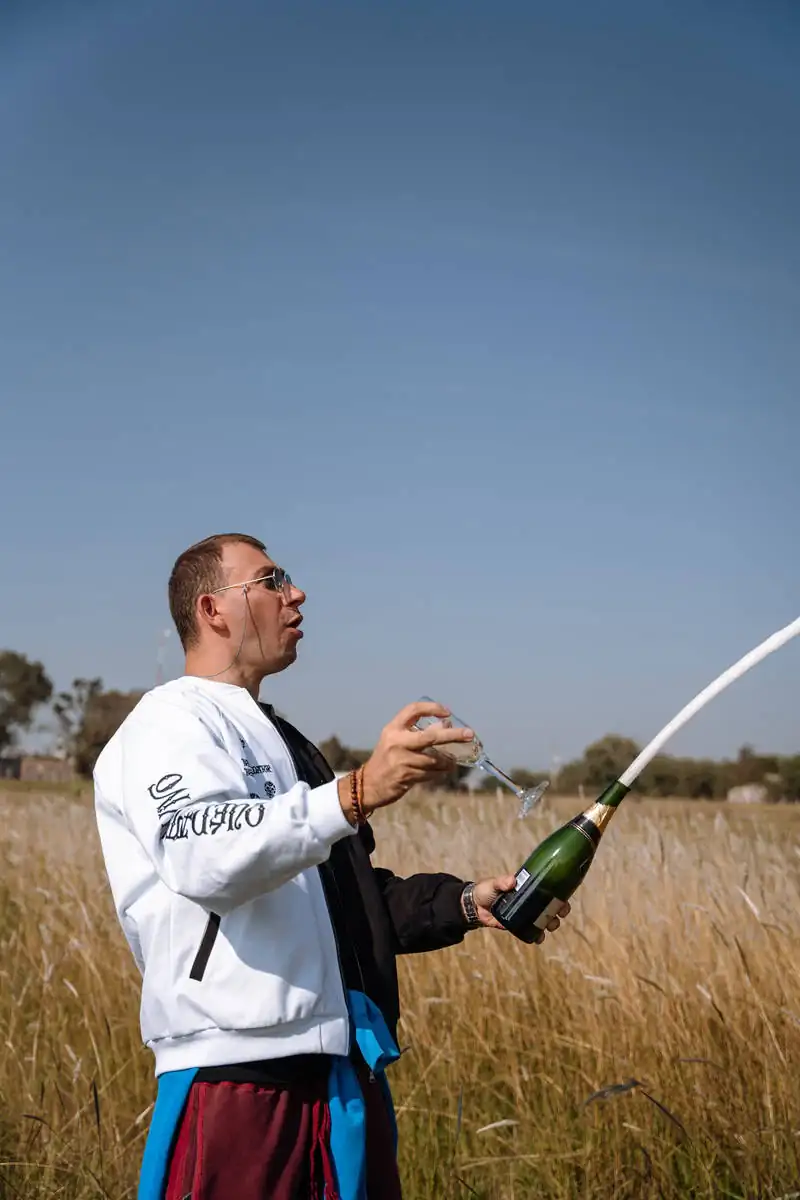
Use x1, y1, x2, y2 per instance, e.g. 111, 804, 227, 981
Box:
164, 1064, 402, 1199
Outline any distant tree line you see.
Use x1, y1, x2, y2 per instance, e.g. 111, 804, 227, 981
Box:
0, 651, 143, 778
547, 734, 800, 802
1, 650, 798, 798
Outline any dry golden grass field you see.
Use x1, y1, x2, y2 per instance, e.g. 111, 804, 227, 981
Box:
2, 785, 800, 1199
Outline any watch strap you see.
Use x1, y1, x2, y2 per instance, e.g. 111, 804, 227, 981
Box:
461, 881, 481, 930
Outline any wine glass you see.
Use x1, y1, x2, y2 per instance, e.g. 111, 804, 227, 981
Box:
413, 697, 549, 818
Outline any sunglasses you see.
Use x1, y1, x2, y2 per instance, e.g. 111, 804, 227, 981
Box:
212, 567, 294, 601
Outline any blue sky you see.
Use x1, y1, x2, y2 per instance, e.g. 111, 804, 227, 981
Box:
1, 0, 799, 770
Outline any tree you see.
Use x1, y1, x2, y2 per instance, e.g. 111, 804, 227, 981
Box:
318, 736, 370, 773
777, 756, 800, 802
639, 754, 683, 798
582, 735, 641, 789
53, 677, 103, 764
552, 757, 587, 794
0, 651, 53, 755
682, 758, 726, 800
731, 744, 778, 788
72, 689, 143, 777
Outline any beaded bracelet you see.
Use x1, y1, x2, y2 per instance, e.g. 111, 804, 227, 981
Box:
350, 766, 369, 826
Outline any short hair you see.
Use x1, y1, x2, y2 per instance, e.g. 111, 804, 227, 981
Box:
168, 533, 267, 650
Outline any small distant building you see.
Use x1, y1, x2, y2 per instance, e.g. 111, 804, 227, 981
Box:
0, 755, 75, 784
727, 783, 768, 804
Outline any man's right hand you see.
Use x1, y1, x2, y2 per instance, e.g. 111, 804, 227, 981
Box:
338, 701, 476, 823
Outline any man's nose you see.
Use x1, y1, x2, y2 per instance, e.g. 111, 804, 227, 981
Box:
288, 583, 306, 606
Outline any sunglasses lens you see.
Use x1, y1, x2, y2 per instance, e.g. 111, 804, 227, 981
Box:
267, 568, 291, 596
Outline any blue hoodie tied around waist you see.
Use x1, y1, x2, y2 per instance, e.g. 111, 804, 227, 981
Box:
136, 990, 401, 1200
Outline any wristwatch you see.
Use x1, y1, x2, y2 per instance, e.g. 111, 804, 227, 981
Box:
461, 882, 482, 930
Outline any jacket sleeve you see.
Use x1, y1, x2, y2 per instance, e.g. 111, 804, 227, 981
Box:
371, 867, 468, 953
97, 695, 356, 913
359, 829, 469, 953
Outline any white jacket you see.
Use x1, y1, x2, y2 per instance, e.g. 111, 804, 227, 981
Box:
93, 676, 357, 1076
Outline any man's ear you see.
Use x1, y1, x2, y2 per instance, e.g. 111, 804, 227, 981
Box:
196, 592, 225, 634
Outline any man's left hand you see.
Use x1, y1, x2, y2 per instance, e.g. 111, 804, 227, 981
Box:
468, 876, 571, 943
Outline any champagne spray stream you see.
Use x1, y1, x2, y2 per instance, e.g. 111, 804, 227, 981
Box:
492, 613, 800, 940
620, 613, 800, 791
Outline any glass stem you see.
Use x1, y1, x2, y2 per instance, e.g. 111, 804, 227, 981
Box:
478, 757, 521, 797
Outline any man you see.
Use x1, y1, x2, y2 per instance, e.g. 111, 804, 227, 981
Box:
93, 533, 569, 1199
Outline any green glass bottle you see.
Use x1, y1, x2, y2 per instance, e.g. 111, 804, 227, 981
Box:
491, 779, 629, 942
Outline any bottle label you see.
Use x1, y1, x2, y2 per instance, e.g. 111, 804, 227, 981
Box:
514, 867, 531, 891
533, 897, 563, 930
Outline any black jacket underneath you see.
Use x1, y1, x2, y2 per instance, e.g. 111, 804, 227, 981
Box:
195, 708, 468, 1084
271, 707, 469, 1036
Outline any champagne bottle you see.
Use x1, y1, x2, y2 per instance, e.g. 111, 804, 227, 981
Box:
491, 612, 800, 943
490, 780, 629, 942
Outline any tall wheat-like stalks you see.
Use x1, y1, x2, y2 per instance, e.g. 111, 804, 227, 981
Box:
2, 789, 799, 1199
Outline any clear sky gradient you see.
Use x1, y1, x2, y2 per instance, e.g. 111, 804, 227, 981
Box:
2, 0, 798, 770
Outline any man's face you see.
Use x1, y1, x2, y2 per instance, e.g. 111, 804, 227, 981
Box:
212, 542, 306, 675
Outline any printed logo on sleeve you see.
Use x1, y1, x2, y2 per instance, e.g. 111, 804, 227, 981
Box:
149, 770, 275, 842
149, 773, 192, 819
162, 801, 268, 841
